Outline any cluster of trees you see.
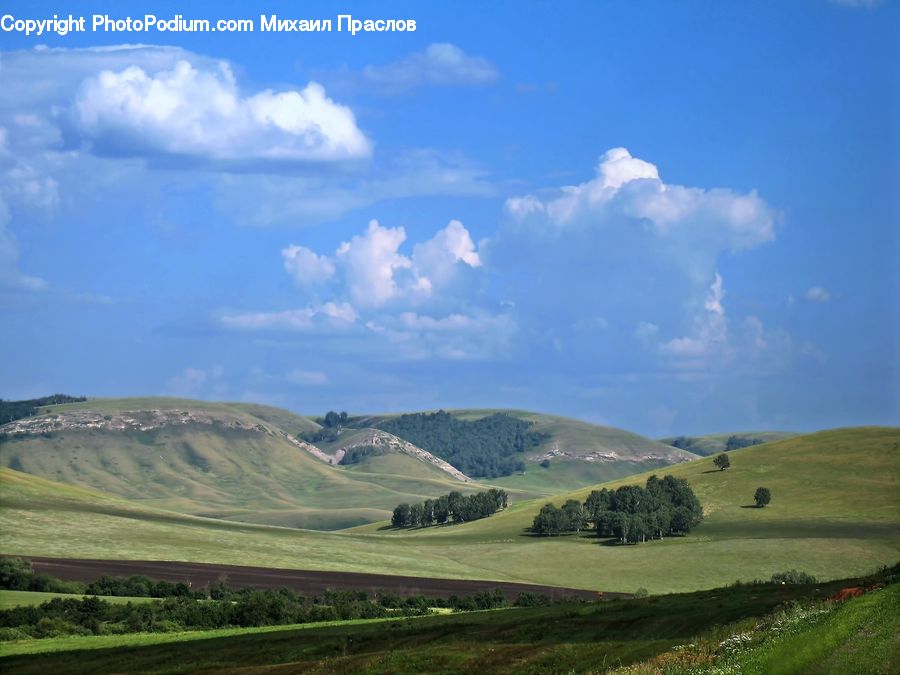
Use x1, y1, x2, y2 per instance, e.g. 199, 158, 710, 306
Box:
532, 475, 703, 544
391, 488, 508, 528
338, 445, 387, 465
725, 435, 764, 451
667, 434, 764, 455
0, 395, 86, 425
299, 411, 363, 444
0, 558, 200, 599
378, 411, 549, 478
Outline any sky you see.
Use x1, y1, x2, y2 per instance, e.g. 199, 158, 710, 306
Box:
0, 0, 896, 436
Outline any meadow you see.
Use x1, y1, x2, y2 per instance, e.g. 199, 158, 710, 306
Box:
1, 427, 897, 594
2, 569, 895, 674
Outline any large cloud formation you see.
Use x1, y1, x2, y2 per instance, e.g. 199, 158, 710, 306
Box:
73, 60, 371, 163
222, 218, 502, 360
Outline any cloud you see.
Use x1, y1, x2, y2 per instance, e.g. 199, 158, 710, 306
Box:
362, 43, 499, 93
222, 218, 502, 360
72, 60, 370, 163
659, 272, 729, 365
221, 302, 358, 332
805, 286, 831, 302
282, 245, 336, 287
506, 147, 776, 260
214, 148, 493, 227
165, 365, 225, 397
278, 219, 483, 310
285, 369, 328, 386
830, 0, 883, 7
634, 321, 659, 340
0, 126, 57, 293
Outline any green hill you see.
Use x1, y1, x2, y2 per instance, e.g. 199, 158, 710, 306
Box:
0, 398, 694, 525
660, 431, 799, 456
1, 427, 897, 594
0, 398, 487, 530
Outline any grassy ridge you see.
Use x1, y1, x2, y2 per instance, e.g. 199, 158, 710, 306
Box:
2, 573, 894, 674
1, 427, 897, 593
0, 398, 490, 529
1, 398, 694, 524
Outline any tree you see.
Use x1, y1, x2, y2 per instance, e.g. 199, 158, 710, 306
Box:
562, 499, 584, 533
754, 487, 771, 507
391, 504, 411, 528
713, 453, 731, 471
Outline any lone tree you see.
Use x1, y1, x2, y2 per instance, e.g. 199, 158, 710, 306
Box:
713, 453, 731, 471
754, 487, 771, 508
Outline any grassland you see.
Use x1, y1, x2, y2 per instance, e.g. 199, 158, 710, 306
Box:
0, 591, 154, 609
2, 571, 894, 674
1, 427, 897, 594
659, 431, 799, 456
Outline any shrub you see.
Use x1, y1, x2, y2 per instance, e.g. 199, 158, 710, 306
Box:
770, 570, 816, 585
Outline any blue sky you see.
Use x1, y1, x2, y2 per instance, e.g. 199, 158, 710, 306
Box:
0, 0, 896, 436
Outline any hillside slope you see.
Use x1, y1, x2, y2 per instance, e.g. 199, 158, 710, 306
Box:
0, 398, 483, 530
660, 431, 799, 456
1, 427, 897, 593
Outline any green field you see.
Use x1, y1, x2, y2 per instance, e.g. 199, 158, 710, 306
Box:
0, 591, 154, 609
2, 571, 895, 674
1, 427, 897, 593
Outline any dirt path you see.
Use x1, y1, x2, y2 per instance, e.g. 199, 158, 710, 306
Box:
24, 556, 627, 601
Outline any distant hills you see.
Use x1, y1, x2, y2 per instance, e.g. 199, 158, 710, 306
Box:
0, 397, 694, 530
2, 426, 897, 593
659, 431, 798, 456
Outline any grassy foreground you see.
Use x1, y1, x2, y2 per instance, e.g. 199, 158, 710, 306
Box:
1, 570, 895, 674
1, 427, 897, 593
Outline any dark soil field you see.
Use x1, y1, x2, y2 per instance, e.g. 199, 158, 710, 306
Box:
25, 556, 619, 601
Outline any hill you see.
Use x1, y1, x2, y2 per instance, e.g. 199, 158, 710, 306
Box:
0, 398, 693, 524
309, 408, 696, 495
1, 427, 897, 593
0, 398, 485, 530
660, 431, 798, 456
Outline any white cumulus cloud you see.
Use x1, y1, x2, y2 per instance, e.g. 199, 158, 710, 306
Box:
506, 147, 776, 256
73, 60, 371, 163
282, 245, 336, 286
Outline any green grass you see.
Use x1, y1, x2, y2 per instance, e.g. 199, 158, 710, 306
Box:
2, 572, 893, 674
0, 615, 415, 658
1, 427, 897, 594
738, 583, 900, 674
0, 591, 154, 609
659, 431, 799, 456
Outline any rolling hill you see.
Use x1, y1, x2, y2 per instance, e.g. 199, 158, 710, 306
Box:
659, 431, 799, 456
1, 427, 897, 594
0, 398, 694, 527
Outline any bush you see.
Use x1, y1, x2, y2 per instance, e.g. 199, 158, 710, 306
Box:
770, 570, 817, 585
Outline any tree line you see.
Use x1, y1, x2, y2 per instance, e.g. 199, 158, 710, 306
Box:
392, 488, 508, 528
532, 475, 703, 544
378, 411, 549, 478
0, 558, 556, 641
0, 395, 86, 425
